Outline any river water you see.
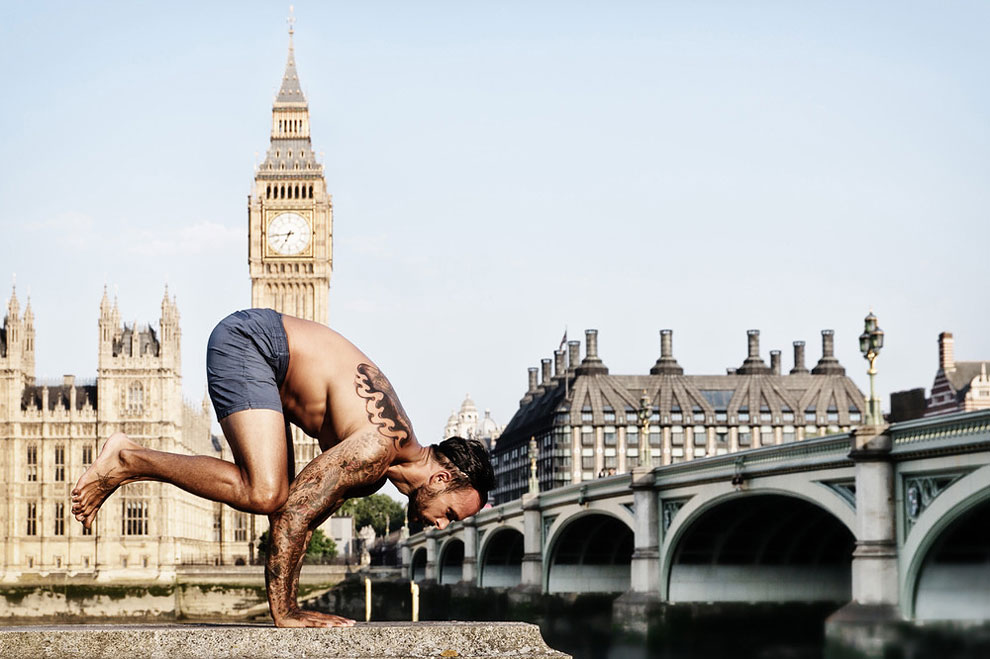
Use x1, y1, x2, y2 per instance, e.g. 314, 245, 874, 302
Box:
319, 580, 836, 659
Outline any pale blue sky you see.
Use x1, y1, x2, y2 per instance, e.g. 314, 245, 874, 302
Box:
2, 2, 988, 451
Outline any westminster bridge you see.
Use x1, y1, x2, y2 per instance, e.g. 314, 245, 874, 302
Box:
402, 409, 990, 622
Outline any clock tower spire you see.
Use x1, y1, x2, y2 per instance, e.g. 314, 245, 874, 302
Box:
248, 9, 332, 324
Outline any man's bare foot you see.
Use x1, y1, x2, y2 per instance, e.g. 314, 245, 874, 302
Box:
71, 432, 141, 530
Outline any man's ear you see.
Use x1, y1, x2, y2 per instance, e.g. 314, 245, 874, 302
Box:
430, 470, 451, 486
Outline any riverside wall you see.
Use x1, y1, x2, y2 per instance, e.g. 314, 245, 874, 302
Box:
0, 565, 349, 622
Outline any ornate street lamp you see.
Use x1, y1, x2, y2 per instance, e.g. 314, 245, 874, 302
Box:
528, 436, 539, 495
638, 390, 653, 468
859, 311, 885, 426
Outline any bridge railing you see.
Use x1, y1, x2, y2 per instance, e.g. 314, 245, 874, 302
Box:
890, 408, 990, 456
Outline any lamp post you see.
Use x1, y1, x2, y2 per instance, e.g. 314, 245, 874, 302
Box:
859, 311, 885, 426
638, 390, 653, 468
527, 436, 539, 495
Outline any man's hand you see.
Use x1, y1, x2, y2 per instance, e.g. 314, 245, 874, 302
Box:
274, 609, 355, 628
265, 432, 392, 624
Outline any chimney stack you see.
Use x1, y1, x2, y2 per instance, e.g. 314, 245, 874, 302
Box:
575, 329, 609, 376
651, 329, 684, 375
790, 341, 808, 374
811, 329, 845, 375
553, 350, 566, 379
586, 329, 599, 359
521, 367, 539, 406
541, 358, 552, 387
770, 350, 781, 375
939, 332, 955, 371
737, 329, 772, 375
567, 340, 581, 371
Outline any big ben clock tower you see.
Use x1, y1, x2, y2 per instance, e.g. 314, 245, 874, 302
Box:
249, 15, 332, 325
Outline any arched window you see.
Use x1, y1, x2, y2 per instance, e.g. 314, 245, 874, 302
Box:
295, 185, 300, 198
127, 382, 144, 415
309, 184, 314, 198
266, 185, 271, 198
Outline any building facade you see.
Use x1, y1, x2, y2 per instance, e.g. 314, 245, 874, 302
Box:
491, 328, 867, 504
0, 287, 254, 580
924, 332, 990, 417
443, 394, 503, 451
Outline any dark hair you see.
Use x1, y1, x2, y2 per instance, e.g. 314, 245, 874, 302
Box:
432, 436, 496, 507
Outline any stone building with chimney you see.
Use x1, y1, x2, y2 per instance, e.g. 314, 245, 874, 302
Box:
924, 332, 990, 417
491, 327, 867, 504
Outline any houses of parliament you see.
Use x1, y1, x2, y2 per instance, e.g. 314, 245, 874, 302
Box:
0, 22, 332, 579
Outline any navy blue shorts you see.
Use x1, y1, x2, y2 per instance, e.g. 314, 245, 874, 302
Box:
206, 309, 289, 421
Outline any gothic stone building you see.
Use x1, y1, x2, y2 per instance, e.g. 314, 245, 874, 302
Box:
492, 328, 867, 504
0, 287, 254, 580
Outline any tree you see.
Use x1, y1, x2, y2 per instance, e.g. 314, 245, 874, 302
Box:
257, 528, 337, 560
337, 494, 405, 537
305, 529, 337, 559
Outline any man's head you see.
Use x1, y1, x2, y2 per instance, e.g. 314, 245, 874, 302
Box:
407, 436, 495, 530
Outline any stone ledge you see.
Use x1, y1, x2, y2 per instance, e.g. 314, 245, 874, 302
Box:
0, 621, 570, 658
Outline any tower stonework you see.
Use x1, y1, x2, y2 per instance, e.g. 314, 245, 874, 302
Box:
247, 19, 333, 475
248, 21, 332, 325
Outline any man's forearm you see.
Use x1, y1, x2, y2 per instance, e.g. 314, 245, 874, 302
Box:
266, 509, 310, 619
289, 529, 314, 609
264, 433, 391, 623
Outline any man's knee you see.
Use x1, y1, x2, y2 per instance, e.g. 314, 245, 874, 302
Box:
245, 483, 288, 515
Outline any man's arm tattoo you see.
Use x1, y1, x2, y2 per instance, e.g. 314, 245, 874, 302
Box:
265, 433, 390, 620
354, 362, 414, 449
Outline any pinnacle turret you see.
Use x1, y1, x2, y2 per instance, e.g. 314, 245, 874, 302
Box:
275, 19, 306, 107
258, 10, 321, 178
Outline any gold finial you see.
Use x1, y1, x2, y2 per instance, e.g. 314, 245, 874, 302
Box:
287, 5, 296, 38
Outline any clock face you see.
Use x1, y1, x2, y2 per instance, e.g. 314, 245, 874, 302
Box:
267, 212, 311, 256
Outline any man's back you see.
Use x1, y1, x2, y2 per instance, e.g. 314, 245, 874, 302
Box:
280, 315, 415, 453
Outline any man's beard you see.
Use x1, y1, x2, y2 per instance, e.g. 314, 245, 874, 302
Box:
407, 484, 440, 524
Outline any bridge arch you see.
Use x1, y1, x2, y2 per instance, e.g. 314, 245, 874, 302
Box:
663, 488, 854, 603
478, 526, 524, 588
902, 464, 990, 619
410, 546, 427, 582
438, 537, 465, 585
545, 510, 633, 593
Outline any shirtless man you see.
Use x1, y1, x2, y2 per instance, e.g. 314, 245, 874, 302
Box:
71, 308, 495, 628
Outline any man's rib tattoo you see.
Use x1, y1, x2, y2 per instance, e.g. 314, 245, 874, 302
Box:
354, 363, 414, 448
